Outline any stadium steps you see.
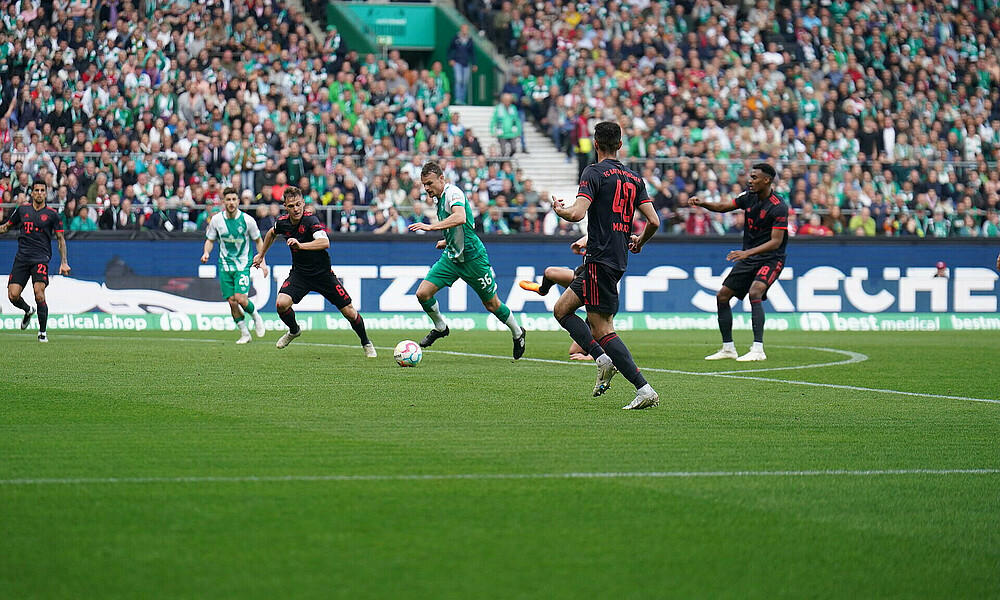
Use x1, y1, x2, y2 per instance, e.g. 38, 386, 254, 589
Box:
451, 105, 579, 204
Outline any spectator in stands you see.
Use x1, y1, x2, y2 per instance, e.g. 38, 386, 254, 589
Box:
483, 205, 511, 234
448, 24, 476, 105
490, 93, 521, 157
69, 206, 96, 232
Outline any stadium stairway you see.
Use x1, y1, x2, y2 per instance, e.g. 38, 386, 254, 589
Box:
451, 106, 580, 204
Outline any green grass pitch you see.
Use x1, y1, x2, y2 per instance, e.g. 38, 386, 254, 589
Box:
1, 328, 998, 598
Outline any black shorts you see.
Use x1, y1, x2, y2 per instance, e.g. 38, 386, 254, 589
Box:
569, 261, 623, 315
723, 258, 785, 300
279, 269, 353, 308
8, 257, 49, 287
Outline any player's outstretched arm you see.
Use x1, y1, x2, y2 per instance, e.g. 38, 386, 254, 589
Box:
553, 195, 591, 223
56, 231, 70, 274
727, 227, 785, 262
201, 239, 214, 264
689, 197, 738, 213
629, 202, 660, 254
253, 228, 277, 268
410, 203, 465, 232
571, 234, 588, 255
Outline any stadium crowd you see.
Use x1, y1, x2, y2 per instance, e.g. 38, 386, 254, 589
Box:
0, 0, 997, 238
464, 0, 1000, 237
0, 0, 545, 234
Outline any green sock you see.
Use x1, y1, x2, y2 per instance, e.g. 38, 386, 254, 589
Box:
492, 303, 523, 336
245, 300, 256, 314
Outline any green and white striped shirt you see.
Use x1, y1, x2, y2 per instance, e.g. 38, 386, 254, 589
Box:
206, 211, 261, 272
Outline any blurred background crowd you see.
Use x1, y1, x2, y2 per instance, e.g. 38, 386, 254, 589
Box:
1, 0, 998, 238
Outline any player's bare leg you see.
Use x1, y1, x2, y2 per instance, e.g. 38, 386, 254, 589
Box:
416, 280, 450, 348
341, 303, 376, 357
229, 295, 252, 344
705, 285, 739, 360
8, 283, 35, 330
484, 293, 525, 359
519, 266, 574, 296
554, 288, 616, 396
275, 292, 301, 348
33, 282, 48, 342
737, 281, 768, 362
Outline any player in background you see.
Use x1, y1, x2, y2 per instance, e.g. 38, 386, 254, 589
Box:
551, 121, 661, 410
689, 163, 788, 362
408, 161, 526, 359
202, 187, 268, 344
519, 235, 594, 360
0, 180, 70, 342
252, 186, 376, 356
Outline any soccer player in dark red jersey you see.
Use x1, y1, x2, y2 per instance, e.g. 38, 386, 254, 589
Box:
690, 163, 788, 362
551, 121, 661, 410
251, 186, 375, 356
0, 180, 70, 342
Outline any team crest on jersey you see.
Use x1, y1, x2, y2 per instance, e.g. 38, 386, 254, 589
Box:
760, 209, 767, 218
298, 225, 304, 234
40, 214, 48, 221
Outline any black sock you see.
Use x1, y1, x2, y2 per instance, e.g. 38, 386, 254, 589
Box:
718, 300, 733, 343
278, 307, 300, 334
11, 296, 30, 312
538, 276, 555, 295
37, 301, 48, 332
557, 313, 605, 358
751, 299, 765, 343
598, 332, 648, 390
350, 313, 370, 345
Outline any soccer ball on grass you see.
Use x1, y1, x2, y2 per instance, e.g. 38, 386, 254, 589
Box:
394, 340, 423, 367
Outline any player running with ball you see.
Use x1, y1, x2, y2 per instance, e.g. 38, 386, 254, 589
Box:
408, 161, 526, 359
689, 163, 788, 362
202, 187, 268, 344
552, 121, 661, 410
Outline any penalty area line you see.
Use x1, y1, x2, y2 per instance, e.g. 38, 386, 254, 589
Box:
1, 468, 998, 486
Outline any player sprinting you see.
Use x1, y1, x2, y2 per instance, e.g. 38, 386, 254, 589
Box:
689, 163, 788, 362
407, 161, 526, 359
519, 234, 593, 360
201, 186, 268, 344
551, 121, 661, 410
251, 186, 376, 356
0, 180, 70, 342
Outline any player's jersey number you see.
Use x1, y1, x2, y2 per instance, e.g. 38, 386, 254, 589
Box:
612, 180, 637, 223
237, 273, 250, 287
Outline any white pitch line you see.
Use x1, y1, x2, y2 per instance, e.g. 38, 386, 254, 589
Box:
54, 334, 999, 405
1, 468, 998, 486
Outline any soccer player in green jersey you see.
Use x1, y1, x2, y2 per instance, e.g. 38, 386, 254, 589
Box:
407, 161, 526, 359
202, 187, 268, 344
